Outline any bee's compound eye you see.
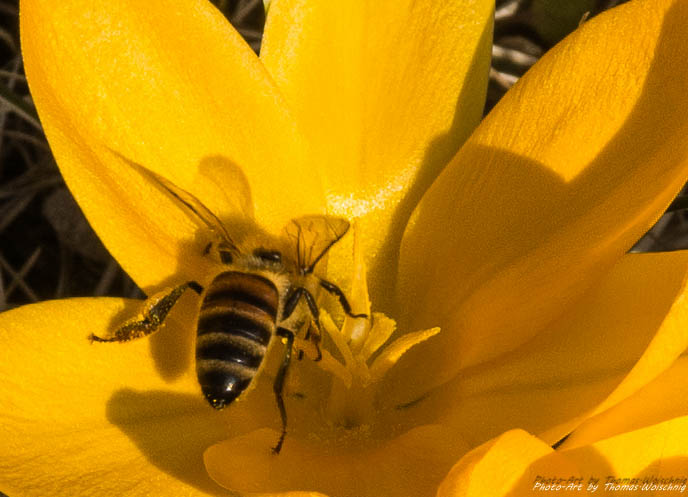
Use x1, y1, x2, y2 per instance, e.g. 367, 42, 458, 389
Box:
253, 249, 282, 264
219, 250, 233, 264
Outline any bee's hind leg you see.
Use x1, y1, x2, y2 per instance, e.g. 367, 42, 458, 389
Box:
273, 327, 295, 454
89, 281, 203, 343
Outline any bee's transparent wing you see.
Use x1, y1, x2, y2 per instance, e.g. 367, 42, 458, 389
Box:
141, 166, 238, 251
284, 216, 350, 273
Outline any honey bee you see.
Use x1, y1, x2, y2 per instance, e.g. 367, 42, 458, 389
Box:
90, 170, 365, 453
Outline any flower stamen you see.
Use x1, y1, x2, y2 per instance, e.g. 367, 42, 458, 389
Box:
310, 224, 440, 429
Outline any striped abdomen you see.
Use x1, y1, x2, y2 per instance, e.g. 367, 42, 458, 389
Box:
196, 271, 279, 409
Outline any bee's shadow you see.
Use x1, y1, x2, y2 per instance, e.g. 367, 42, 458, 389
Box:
106, 388, 239, 496
106, 151, 286, 382
100, 157, 291, 493
103, 265, 202, 382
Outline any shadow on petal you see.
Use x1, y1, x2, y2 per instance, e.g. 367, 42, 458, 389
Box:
510, 453, 688, 495
148, 307, 197, 381
447, 428, 688, 496
504, 448, 610, 496
204, 425, 470, 497
629, 457, 688, 485
395, 0, 688, 398
106, 389, 233, 495
385, 252, 688, 453
365, 15, 494, 313
103, 270, 201, 382
103, 153, 258, 382
106, 371, 287, 494
195, 155, 254, 220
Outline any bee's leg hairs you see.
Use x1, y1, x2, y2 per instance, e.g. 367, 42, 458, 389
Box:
89, 281, 202, 343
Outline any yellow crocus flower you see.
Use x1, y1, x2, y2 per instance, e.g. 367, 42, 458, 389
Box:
2, 0, 688, 495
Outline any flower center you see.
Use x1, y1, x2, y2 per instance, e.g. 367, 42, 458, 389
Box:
299, 226, 440, 432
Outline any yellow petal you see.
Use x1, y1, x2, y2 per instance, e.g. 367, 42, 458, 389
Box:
359, 312, 396, 361
563, 416, 688, 479
560, 356, 688, 449
397, 0, 688, 390
381, 252, 688, 451
437, 430, 578, 497
21, 0, 321, 290
0, 299, 270, 496
261, 0, 494, 298
320, 310, 356, 373
368, 326, 440, 382
204, 425, 470, 497
442, 420, 688, 496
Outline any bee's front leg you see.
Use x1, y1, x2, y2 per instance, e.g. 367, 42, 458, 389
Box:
284, 287, 323, 362
89, 281, 202, 343
319, 278, 367, 319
